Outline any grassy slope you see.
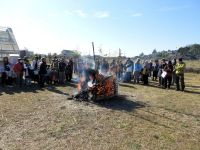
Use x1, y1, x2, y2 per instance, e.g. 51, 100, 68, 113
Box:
185, 60, 200, 69
0, 73, 200, 150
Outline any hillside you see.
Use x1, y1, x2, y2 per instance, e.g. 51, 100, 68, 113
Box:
134, 44, 200, 61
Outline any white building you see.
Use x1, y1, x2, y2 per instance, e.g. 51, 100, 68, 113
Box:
0, 27, 19, 61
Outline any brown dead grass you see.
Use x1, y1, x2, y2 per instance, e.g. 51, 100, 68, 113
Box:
0, 73, 200, 150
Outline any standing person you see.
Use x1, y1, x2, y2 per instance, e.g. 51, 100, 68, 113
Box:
158, 59, 167, 87
164, 61, 173, 89
39, 58, 47, 88
149, 60, 153, 77
152, 60, 159, 81
58, 58, 66, 84
110, 59, 117, 76
117, 60, 124, 81
73, 59, 78, 74
175, 58, 186, 91
13, 58, 24, 87
1, 57, 12, 86
51, 56, 59, 71
95, 59, 100, 71
142, 61, 149, 85
101, 58, 109, 74
24, 59, 32, 86
133, 58, 142, 84
46, 65, 51, 84
32, 56, 40, 83
172, 58, 177, 85
66, 58, 73, 82
68, 58, 74, 82
50, 68, 59, 85
124, 58, 133, 83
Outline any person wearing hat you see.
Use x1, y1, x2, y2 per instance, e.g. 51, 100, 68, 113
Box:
13, 58, 24, 87
175, 58, 186, 91
133, 58, 142, 84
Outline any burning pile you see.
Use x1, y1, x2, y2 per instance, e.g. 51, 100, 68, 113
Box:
73, 69, 118, 101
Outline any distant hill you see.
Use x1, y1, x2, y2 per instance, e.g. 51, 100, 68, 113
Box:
133, 44, 200, 61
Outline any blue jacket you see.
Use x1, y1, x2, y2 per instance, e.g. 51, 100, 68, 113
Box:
134, 63, 142, 72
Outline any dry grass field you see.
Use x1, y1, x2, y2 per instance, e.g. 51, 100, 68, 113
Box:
185, 60, 200, 69
0, 73, 200, 150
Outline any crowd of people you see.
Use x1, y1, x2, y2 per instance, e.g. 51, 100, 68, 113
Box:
96, 57, 186, 92
0, 55, 186, 92
0, 56, 74, 88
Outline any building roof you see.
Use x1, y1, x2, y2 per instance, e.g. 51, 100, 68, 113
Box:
0, 26, 19, 51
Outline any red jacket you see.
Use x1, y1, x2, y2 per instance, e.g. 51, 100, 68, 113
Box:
13, 62, 24, 75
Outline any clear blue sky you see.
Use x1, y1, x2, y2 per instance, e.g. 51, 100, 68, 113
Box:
1, 0, 200, 56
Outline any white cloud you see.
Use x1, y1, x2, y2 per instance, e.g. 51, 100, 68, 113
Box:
131, 13, 143, 17
94, 11, 110, 18
74, 10, 87, 18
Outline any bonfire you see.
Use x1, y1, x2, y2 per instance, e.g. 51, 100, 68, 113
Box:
73, 69, 118, 101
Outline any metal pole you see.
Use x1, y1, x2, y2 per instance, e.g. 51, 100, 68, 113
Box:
92, 42, 96, 69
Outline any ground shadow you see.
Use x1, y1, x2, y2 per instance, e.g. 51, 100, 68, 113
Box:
46, 86, 69, 96
184, 90, 200, 95
0, 86, 40, 95
94, 95, 146, 112
119, 83, 137, 89
186, 85, 200, 88
66, 82, 77, 88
